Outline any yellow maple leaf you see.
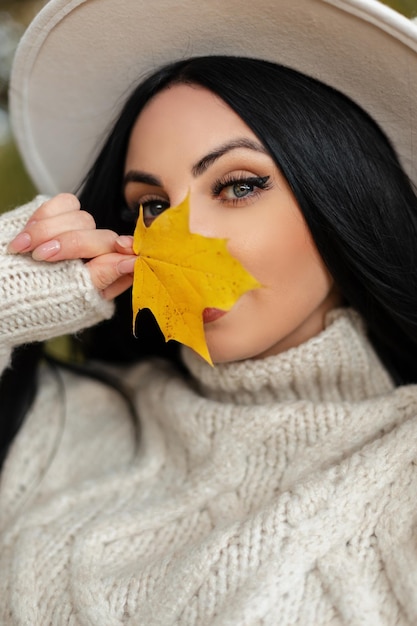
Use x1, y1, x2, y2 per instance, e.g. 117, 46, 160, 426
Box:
132, 193, 260, 365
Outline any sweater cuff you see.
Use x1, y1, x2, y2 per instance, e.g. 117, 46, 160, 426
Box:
0, 197, 115, 354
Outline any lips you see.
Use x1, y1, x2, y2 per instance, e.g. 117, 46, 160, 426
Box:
202, 308, 226, 324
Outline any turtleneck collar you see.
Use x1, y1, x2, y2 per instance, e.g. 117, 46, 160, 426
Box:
181, 308, 394, 405
132, 307, 411, 508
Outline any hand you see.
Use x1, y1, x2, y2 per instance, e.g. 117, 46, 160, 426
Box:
7, 194, 136, 300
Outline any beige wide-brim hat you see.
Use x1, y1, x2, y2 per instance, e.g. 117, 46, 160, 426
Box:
9, 0, 417, 195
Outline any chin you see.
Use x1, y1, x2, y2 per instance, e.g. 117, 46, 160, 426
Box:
205, 335, 263, 365
203, 307, 280, 364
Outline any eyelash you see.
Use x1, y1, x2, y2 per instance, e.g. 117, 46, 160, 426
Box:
121, 195, 168, 224
121, 174, 272, 224
211, 174, 271, 204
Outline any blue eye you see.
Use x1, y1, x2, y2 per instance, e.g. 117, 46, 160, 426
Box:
142, 199, 170, 224
225, 181, 257, 199
122, 197, 170, 227
213, 175, 270, 202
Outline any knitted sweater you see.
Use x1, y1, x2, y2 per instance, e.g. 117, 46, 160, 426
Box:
1, 199, 417, 625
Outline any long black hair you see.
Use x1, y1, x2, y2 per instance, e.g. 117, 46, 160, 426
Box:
2, 55, 417, 464
79, 56, 417, 382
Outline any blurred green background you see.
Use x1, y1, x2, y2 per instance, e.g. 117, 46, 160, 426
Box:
0, 1, 47, 212
0, 0, 416, 214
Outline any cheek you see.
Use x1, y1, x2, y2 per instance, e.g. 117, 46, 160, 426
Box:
228, 215, 333, 324
228, 210, 321, 288
204, 210, 336, 363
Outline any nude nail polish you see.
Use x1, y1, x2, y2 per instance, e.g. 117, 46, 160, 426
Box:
32, 240, 61, 261
8, 232, 32, 253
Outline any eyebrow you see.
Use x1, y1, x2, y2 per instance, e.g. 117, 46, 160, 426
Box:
191, 138, 267, 176
123, 137, 267, 189
123, 171, 162, 189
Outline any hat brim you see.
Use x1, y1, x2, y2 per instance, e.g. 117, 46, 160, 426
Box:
9, 0, 417, 194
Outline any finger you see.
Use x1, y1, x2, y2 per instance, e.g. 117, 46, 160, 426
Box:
31, 229, 119, 261
115, 235, 134, 255
8, 210, 97, 254
29, 193, 81, 222
102, 275, 134, 301
86, 253, 136, 292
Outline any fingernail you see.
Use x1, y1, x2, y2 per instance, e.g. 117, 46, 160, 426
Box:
8, 232, 32, 253
118, 258, 136, 274
116, 235, 133, 249
32, 240, 61, 260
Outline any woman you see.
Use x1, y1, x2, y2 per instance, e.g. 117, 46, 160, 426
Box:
1, 0, 417, 624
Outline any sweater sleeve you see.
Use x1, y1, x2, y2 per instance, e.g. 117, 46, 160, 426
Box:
0, 197, 115, 375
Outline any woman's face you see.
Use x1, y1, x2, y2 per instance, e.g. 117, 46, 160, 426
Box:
124, 84, 340, 363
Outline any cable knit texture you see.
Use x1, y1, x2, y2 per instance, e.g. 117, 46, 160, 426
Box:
0, 197, 114, 374
1, 204, 417, 625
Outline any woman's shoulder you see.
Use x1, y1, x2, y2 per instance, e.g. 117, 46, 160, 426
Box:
0, 360, 137, 526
